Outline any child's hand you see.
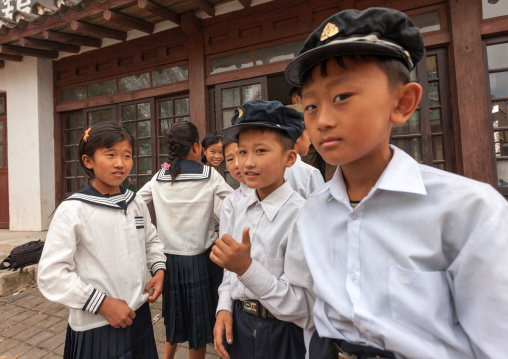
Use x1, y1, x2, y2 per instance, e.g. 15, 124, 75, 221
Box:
145, 270, 164, 303
214, 310, 233, 359
97, 297, 136, 328
211, 227, 252, 276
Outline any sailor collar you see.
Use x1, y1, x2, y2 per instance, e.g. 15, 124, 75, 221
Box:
66, 185, 136, 212
156, 160, 212, 182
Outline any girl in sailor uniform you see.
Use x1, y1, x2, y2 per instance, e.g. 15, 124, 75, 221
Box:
38, 122, 166, 359
138, 122, 233, 359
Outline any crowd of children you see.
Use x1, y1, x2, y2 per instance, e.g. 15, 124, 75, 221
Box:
37, 6, 507, 359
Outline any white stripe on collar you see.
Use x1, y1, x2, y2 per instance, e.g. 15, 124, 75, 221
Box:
156, 165, 212, 182
66, 188, 136, 210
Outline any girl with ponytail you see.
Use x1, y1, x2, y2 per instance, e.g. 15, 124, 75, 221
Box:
138, 121, 233, 359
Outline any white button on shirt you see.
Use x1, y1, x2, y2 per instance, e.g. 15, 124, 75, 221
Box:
297, 145, 508, 359
217, 181, 315, 330
285, 155, 325, 199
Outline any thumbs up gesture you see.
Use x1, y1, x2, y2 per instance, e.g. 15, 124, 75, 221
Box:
211, 227, 253, 276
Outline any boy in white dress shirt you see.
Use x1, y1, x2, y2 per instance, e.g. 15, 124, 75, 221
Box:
284, 7, 508, 359
285, 123, 325, 199
211, 100, 314, 359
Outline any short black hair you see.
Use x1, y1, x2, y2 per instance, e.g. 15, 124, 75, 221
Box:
78, 122, 134, 179
238, 127, 294, 153
289, 87, 302, 98
201, 132, 223, 164
302, 55, 410, 91
222, 138, 236, 153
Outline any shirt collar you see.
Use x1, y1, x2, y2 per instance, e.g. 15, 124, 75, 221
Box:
66, 185, 136, 211
330, 145, 427, 203
156, 160, 212, 182
245, 181, 295, 221
239, 182, 255, 196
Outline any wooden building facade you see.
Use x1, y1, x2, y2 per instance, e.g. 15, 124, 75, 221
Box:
0, 0, 507, 229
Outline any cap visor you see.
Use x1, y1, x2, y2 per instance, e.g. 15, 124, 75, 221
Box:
222, 122, 286, 142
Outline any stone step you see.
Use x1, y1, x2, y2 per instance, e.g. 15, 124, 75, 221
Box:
0, 261, 38, 297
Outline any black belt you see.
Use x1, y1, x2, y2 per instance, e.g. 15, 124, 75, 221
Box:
328, 339, 395, 359
239, 300, 277, 319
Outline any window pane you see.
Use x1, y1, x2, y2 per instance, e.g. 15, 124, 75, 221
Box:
175, 98, 190, 116
131, 157, 137, 173
65, 146, 76, 161
429, 82, 440, 106
483, 0, 508, 20
409, 11, 440, 33
138, 120, 151, 137
138, 139, 151, 156
65, 131, 74, 145
124, 122, 136, 137
222, 88, 240, 108
242, 84, 262, 102
126, 176, 138, 192
138, 176, 151, 189
88, 111, 100, 125
223, 109, 235, 128
65, 114, 75, 129
410, 68, 418, 81
65, 162, 76, 177
432, 135, 445, 161
433, 163, 445, 170
492, 100, 508, 129
77, 113, 84, 128
429, 109, 443, 133
118, 73, 150, 92
176, 116, 190, 122
87, 80, 116, 97
159, 101, 173, 118
138, 103, 150, 119
138, 157, 152, 175
426, 56, 438, 80
489, 72, 508, 99
160, 119, 172, 135
79, 177, 87, 190
210, 52, 253, 74
487, 43, 508, 70
123, 105, 136, 122
101, 109, 113, 122
152, 65, 188, 86
159, 138, 168, 155
255, 40, 305, 65
497, 160, 508, 186
78, 163, 84, 176
494, 130, 508, 157
391, 111, 420, 136
0, 97, 4, 114
0, 145, 3, 167
392, 138, 422, 162
0, 121, 3, 141
60, 86, 86, 102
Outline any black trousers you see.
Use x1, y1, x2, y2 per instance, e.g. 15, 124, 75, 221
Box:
223, 301, 306, 359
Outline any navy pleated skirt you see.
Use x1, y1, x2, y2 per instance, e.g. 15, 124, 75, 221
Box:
163, 247, 224, 350
63, 302, 158, 359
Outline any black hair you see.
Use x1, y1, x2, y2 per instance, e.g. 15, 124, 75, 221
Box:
201, 132, 223, 164
301, 55, 410, 91
289, 87, 302, 98
78, 121, 135, 179
238, 127, 294, 153
222, 138, 235, 153
166, 121, 200, 183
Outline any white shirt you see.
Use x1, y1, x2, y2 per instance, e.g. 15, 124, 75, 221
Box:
138, 160, 233, 255
219, 182, 255, 237
38, 186, 166, 332
297, 145, 508, 359
285, 155, 325, 199
217, 181, 315, 330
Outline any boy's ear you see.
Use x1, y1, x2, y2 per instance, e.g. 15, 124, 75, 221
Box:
284, 149, 298, 168
391, 82, 423, 125
82, 154, 93, 169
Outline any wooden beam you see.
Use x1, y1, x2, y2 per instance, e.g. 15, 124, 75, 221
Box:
43, 30, 102, 48
20, 37, 80, 53
188, 34, 207, 137
181, 12, 201, 37
237, 0, 251, 8
0, 45, 58, 59
0, 60, 4, 69
137, 0, 180, 25
191, 0, 215, 17
103, 10, 154, 34
0, 53, 23, 62
71, 20, 127, 41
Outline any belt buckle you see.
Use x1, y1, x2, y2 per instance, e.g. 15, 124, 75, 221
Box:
243, 300, 258, 316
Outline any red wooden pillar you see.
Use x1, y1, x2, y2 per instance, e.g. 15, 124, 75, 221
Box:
448, 0, 494, 184
183, 12, 208, 138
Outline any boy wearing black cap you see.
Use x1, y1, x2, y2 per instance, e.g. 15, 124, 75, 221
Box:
210, 100, 314, 359
285, 7, 508, 359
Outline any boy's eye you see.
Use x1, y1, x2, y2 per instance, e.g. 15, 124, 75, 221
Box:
256, 149, 266, 153
226, 158, 232, 162
304, 104, 317, 111
334, 93, 351, 102
238, 150, 246, 155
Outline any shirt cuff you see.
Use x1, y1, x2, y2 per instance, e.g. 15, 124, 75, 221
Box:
82, 288, 107, 315
237, 259, 273, 297
216, 291, 233, 315
151, 261, 166, 276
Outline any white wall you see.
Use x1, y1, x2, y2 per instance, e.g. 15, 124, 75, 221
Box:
0, 57, 55, 231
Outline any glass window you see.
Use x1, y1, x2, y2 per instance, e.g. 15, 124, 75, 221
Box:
0, 96, 4, 114
152, 65, 188, 86
487, 43, 508, 70
210, 52, 253, 74
0, 121, 3, 141
118, 73, 150, 92
88, 80, 116, 97
489, 72, 508, 99
409, 11, 441, 33
482, 0, 508, 20
157, 96, 190, 167
60, 86, 86, 102
255, 40, 305, 65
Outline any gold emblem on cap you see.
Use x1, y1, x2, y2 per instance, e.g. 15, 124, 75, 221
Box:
404, 50, 410, 59
320, 22, 339, 41
238, 108, 243, 118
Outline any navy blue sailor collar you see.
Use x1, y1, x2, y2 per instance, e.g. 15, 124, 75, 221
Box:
66, 185, 136, 212
156, 160, 211, 182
